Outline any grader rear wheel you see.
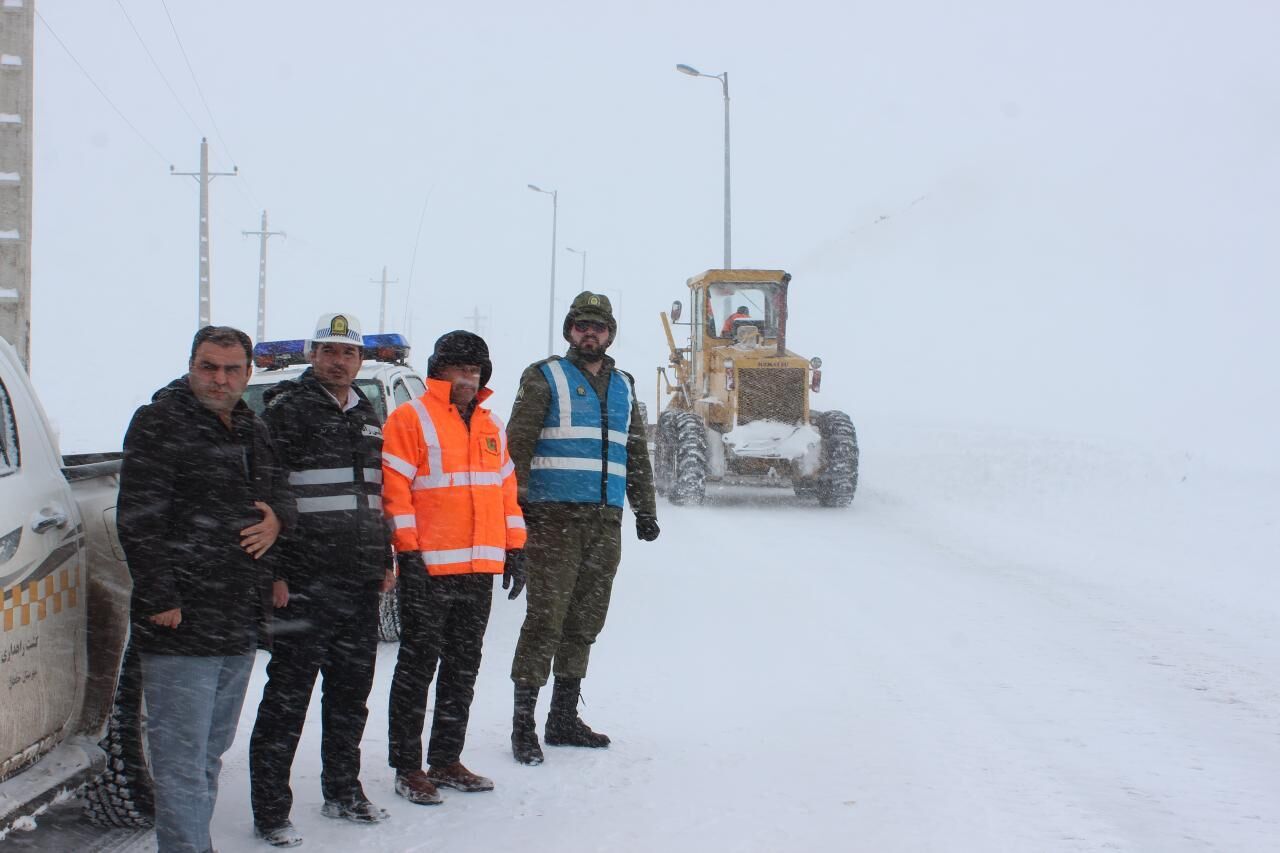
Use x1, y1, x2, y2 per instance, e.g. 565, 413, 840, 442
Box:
657, 410, 708, 506
654, 410, 679, 497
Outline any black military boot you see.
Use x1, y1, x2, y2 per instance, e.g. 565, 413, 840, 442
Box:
544, 677, 610, 748
512, 684, 544, 765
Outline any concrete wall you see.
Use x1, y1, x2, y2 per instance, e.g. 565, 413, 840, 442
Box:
0, 0, 32, 368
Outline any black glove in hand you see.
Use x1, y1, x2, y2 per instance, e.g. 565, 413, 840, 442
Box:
503, 549, 527, 600
635, 514, 660, 541
397, 550, 425, 576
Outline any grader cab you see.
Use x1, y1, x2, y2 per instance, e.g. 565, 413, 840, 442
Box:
654, 269, 858, 506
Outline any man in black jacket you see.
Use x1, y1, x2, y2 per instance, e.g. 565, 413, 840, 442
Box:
249, 313, 394, 847
119, 325, 294, 853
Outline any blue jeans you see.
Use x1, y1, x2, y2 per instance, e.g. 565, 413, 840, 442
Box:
141, 652, 254, 853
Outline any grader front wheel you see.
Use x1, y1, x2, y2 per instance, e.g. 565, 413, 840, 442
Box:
814, 410, 859, 507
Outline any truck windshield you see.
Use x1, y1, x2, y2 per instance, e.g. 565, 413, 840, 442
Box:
706, 283, 779, 338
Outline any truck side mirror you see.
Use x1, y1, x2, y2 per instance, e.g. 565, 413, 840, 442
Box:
670, 301, 683, 322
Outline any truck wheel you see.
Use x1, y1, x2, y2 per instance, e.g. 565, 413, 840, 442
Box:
378, 587, 402, 643
815, 410, 859, 507
653, 410, 679, 497
669, 412, 708, 506
82, 645, 154, 828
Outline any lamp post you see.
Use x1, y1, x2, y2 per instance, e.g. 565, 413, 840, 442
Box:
676, 63, 731, 269
566, 246, 588, 292
528, 184, 558, 356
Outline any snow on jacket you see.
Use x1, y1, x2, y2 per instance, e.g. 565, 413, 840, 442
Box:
119, 376, 295, 656
261, 368, 391, 592
381, 379, 526, 576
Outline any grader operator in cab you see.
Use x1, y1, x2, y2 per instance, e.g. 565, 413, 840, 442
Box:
655, 269, 858, 507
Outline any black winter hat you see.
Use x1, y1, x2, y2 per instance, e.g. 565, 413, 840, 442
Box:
427, 330, 492, 389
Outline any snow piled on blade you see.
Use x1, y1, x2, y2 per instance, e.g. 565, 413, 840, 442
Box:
722, 419, 818, 459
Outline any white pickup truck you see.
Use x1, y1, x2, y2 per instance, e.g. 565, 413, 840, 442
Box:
0, 337, 143, 837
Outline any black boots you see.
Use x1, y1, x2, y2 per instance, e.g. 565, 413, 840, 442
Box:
512, 684, 544, 765
544, 677, 610, 748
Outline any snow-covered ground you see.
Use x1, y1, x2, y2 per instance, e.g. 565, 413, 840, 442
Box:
18, 416, 1280, 852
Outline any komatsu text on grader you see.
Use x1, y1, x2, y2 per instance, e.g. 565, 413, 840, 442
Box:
654, 269, 858, 506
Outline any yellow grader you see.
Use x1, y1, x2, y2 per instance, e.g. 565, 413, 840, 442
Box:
654, 269, 858, 506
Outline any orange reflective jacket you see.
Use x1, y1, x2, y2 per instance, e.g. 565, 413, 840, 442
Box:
382, 379, 526, 576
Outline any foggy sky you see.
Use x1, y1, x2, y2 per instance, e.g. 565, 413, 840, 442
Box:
28, 0, 1280, 468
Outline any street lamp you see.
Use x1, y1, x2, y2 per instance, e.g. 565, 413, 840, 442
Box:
528, 183, 558, 356
676, 62, 731, 269
566, 247, 588, 292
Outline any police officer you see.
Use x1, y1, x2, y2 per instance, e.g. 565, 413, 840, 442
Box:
507, 292, 660, 765
249, 313, 394, 847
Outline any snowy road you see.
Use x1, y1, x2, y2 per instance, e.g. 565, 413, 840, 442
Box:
13, 420, 1280, 852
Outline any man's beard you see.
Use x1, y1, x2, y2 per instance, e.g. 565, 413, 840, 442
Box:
576, 339, 606, 362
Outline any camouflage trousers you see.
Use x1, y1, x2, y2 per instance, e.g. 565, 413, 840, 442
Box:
510, 504, 623, 686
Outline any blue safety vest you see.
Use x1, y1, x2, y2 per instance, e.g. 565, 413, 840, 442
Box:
528, 358, 631, 506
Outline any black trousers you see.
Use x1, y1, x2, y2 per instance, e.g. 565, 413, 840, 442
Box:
249, 587, 379, 828
388, 571, 493, 771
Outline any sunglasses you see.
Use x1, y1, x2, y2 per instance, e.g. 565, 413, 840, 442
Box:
573, 320, 608, 333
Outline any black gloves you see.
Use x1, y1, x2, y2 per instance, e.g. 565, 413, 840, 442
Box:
503, 549, 527, 600
397, 550, 425, 577
636, 514, 660, 541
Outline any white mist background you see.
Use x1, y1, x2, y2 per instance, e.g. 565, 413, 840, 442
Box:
30, 1, 1279, 462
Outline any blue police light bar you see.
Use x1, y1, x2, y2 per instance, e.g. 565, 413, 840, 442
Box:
363, 333, 410, 364
252, 339, 307, 370
253, 334, 410, 370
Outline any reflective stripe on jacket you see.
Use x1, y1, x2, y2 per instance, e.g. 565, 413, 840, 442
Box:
528, 357, 631, 507
260, 369, 389, 589
381, 379, 526, 575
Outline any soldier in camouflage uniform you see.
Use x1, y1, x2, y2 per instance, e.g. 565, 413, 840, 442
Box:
506, 292, 660, 765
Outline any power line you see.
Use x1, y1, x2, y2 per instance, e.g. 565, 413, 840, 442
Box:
113, 0, 204, 138
35, 10, 172, 167
158, 0, 263, 211
400, 186, 435, 332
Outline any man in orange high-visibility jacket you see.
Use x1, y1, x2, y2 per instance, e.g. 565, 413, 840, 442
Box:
381, 330, 526, 807
720, 304, 751, 336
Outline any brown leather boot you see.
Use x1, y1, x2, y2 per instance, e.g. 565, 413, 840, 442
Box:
427, 761, 494, 792
545, 677, 610, 748
394, 769, 442, 805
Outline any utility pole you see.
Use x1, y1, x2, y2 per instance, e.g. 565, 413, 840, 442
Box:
369, 266, 398, 333
464, 305, 488, 335
242, 210, 284, 342
171, 138, 236, 328
0, 0, 34, 367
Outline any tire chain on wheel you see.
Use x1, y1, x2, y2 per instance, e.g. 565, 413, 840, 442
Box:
669, 411, 709, 505
815, 410, 859, 507
653, 410, 680, 497
82, 646, 154, 829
